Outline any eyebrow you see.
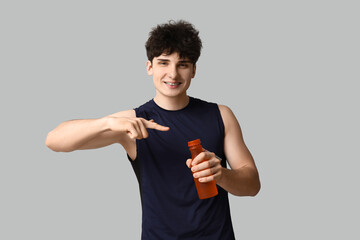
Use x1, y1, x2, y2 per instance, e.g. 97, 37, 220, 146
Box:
179, 60, 193, 63
156, 58, 192, 63
156, 59, 170, 62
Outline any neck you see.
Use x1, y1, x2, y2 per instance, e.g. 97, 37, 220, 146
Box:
153, 94, 190, 111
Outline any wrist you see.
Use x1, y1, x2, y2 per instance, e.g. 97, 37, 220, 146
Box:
216, 167, 227, 185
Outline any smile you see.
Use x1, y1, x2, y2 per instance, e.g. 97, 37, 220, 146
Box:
164, 82, 181, 86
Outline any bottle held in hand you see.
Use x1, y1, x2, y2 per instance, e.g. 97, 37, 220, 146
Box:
188, 139, 218, 199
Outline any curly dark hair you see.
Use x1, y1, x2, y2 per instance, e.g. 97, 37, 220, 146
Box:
145, 20, 202, 65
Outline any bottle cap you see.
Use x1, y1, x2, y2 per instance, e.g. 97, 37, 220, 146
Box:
188, 139, 201, 147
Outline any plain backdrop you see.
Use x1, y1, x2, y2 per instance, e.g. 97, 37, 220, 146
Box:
1, 0, 359, 239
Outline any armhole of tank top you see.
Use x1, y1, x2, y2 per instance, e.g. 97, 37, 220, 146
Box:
216, 104, 228, 168
126, 139, 139, 162
216, 104, 226, 139
124, 108, 138, 162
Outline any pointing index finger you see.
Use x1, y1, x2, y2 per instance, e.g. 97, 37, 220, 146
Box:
143, 119, 170, 131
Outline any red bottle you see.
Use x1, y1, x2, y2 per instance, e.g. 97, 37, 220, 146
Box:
188, 139, 218, 199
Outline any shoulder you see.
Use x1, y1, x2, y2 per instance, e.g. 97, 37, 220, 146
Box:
107, 109, 135, 118
218, 104, 235, 120
218, 105, 240, 134
106, 100, 154, 118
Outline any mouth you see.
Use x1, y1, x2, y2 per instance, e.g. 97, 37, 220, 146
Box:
164, 81, 181, 86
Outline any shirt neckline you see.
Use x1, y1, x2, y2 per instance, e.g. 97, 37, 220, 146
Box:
151, 96, 193, 113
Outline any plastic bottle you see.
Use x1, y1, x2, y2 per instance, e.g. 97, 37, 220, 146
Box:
188, 139, 218, 199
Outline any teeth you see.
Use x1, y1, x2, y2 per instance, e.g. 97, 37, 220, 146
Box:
165, 82, 180, 86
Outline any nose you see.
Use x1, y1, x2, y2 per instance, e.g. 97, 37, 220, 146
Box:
168, 65, 178, 79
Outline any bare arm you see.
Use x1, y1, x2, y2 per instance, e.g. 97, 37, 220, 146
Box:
45, 110, 169, 153
217, 105, 260, 196
187, 105, 260, 196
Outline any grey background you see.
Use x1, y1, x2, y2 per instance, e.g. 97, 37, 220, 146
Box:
1, 0, 359, 239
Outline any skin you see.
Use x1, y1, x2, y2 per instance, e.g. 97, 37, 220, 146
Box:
146, 52, 196, 110
45, 52, 260, 197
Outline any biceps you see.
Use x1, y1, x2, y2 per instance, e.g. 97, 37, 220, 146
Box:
219, 105, 256, 170
224, 130, 255, 170
222, 117, 255, 171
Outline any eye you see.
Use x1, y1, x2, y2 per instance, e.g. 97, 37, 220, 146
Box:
179, 63, 189, 68
159, 61, 168, 66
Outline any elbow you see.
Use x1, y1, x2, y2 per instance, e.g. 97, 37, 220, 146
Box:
249, 170, 261, 197
231, 177, 261, 197
249, 180, 261, 197
242, 169, 261, 197
45, 132, 57, 151
45, 132, 73, 153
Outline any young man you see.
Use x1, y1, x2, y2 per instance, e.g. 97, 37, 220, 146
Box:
46, 20, 260, 239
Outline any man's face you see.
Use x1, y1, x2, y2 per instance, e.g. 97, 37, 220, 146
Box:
146, 52, 196, 99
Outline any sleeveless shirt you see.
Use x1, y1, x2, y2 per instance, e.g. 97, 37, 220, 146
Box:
128, 97, 235, 240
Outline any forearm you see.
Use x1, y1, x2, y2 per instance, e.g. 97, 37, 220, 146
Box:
45, 118, 110, 152
216, 165, 261, 197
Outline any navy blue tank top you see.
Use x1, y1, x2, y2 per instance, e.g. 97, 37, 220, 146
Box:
128, 97, 235, 240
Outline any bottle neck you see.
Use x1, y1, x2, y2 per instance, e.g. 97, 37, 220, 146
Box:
189, 144, 203, 159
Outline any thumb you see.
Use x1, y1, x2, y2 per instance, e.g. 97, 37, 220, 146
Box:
186, 159, 192, 168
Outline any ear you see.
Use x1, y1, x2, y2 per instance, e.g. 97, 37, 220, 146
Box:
192, 64, 197, 78
146, 60, 153, 76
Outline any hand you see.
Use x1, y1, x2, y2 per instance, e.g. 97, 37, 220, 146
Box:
186, 150, 223, 183
106, 117, 169, 139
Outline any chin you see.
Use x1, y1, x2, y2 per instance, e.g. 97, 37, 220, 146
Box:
160, 91, 185, 99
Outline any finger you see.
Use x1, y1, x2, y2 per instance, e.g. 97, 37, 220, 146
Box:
194, 161, 222, 177
191, 157, 220, 173
191, 151, 214, 167
186, 159, 192, 168
191, 159, 212, 172
137, 119, 149, 138
200, 168, 223, 182
143, 119, 170, 131
201, 149, 223, 162
193, 168, 213, 179
198, 175, 216, 183
132, 120, 143, 139
191, 152, 206, 166
127, 125, 139, 139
